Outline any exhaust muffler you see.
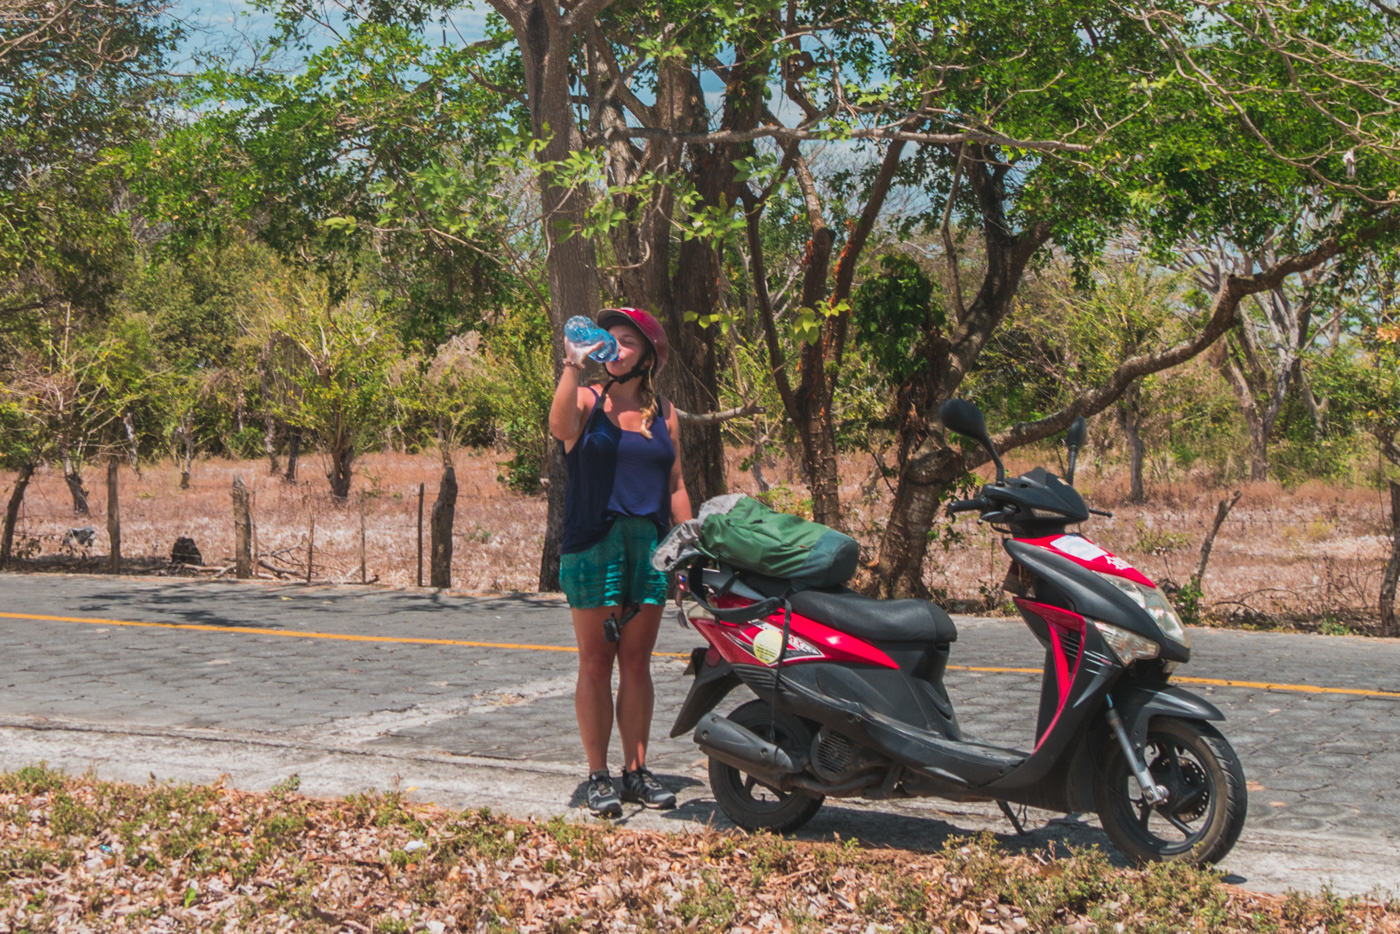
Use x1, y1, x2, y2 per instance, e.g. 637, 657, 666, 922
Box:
694, 712, 802, 790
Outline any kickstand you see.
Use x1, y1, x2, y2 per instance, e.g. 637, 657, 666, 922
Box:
997, 800, 1027, 835
603, 605, 640, 643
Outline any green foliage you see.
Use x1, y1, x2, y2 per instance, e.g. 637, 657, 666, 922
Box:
1174, 579, 1204, 627
234, 272, 403, 494
852, 252, 941, 384
431, 306, 557, 495
969, 257, 1193, 430
0, 0, 180, 288
0, 763, 66, 796
228, 426, 267, 460
0, 303, 174, 474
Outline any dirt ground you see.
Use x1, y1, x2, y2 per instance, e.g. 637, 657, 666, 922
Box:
2, 446, 1394, 633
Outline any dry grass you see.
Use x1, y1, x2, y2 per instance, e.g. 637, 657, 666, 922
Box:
1, 449, 544, 594
3, 765, 1396, 933
2, 445, 1395, 631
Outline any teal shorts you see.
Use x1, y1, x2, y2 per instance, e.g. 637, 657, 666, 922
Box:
559, 517, 669, 609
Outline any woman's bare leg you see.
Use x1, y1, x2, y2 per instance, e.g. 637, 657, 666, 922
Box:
614, 603, 663, 771
572, 606, 619, 773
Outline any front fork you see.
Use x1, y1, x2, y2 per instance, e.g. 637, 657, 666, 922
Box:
1104, 696, 1169, 806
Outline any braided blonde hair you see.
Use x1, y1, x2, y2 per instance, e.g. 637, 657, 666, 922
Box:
637, 367, 658, 440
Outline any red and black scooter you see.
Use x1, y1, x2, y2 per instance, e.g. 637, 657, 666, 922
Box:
658, 400, 1247, 864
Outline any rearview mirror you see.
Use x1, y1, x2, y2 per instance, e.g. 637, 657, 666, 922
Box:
939, 398, 988, 441
939, 399, 1005, 482
1065, 415, 1087, 485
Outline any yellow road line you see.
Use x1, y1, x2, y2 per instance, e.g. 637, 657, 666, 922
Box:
1173, 675, 1400, 699
0, 610, 590, 655
3, 611, 1396, 695
946, 664, 1400, 699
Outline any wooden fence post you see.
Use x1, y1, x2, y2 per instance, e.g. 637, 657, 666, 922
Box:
359, 493, 367, 584
416, 482, 424, 587
106, 455, 120, 574
233, 476, 252, 579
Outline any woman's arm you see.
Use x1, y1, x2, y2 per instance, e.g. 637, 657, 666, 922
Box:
667, 403, 692, 523
549, 363, 590, 449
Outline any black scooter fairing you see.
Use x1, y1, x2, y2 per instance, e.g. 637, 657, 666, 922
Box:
1114, 681, 1225, 746
1005, 540, 1191, 665
670, 646, 741, 737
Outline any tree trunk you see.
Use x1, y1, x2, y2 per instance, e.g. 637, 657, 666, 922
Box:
540, 443, 567, 592
1246, 419, 1268, 483
533, 110, 601, 588
284, 429, 300, 482
1, 462, 35, 567
232, 475, 252, 578
1216, 344, 1269, 481
1380, 480, 1400, 637
666, 272, 727, 505
430, 464, 458, 589
870, 156, 1046, 596
800, 402, 843, 527
327, 437, 353, 500
870, 445, 964, 598
106, 455, 120, 574
264, 416, 280, 476
62, 448, 90, 515
178, 414, 194, 490
1193, 490, 1242, 589
608, 62, 727, 505
1118, 400, 1147, 504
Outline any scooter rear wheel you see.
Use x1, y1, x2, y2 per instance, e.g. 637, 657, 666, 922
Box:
709, 700, 824, 832
1093, 716, 1247, 865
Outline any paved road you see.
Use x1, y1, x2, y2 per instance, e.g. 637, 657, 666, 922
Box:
1, 573, 1398, 899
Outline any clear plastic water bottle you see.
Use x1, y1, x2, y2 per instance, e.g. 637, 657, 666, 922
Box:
564, 315, 619, 362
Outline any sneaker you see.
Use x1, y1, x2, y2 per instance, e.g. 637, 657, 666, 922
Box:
620, 767, 676, 809
586, 770, 622, 818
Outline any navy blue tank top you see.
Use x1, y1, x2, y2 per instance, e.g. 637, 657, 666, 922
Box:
561, 386, 675, 554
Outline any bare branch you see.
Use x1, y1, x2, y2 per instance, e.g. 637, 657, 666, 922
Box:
675, 401, 764, 425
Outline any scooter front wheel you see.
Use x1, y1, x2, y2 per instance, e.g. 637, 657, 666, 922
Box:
708, 700, 824, 832
1093, 716, 1247, 865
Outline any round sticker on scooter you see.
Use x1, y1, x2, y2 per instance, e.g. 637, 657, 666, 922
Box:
748, 625, 822, 665
752, 627, 784, 665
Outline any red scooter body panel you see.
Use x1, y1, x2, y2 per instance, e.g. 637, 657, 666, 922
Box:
693, 594, 900, 669
1013, 597, 1088, 751
1015, 533, 1156, 588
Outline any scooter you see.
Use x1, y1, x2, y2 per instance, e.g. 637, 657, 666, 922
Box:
656, 400, 1247, 864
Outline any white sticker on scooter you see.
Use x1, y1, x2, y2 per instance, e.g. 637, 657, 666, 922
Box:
1051, 535, 1108, 562
752, 628, 785, 665
750, 625, 821, 666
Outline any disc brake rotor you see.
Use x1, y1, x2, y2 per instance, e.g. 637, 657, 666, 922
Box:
1149, 748, 1209, 822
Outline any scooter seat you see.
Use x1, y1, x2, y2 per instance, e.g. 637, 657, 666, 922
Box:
735, 570, 958, 645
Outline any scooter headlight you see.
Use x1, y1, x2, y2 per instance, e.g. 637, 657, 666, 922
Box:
1097, 573, 1191, 649
1093, 620, 1160, 664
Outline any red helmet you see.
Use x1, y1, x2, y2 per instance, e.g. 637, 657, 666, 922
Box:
598, 307, 668, 373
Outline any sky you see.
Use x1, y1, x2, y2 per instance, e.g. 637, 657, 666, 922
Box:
167, 0, 490, 72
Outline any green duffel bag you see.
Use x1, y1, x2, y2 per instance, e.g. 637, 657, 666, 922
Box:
695, 494, 859, 589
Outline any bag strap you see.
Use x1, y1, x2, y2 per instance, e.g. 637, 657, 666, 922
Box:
765, 591, 794, 739
678, 557, 782, 623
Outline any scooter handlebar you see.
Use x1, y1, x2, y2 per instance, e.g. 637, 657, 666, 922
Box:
947, 497, 988, 515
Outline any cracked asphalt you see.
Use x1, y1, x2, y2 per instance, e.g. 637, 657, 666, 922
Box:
1, 572, 1397, 899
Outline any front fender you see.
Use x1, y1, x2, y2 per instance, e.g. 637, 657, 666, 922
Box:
669, 647, 742, 738
1114, 682, 1225, 747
